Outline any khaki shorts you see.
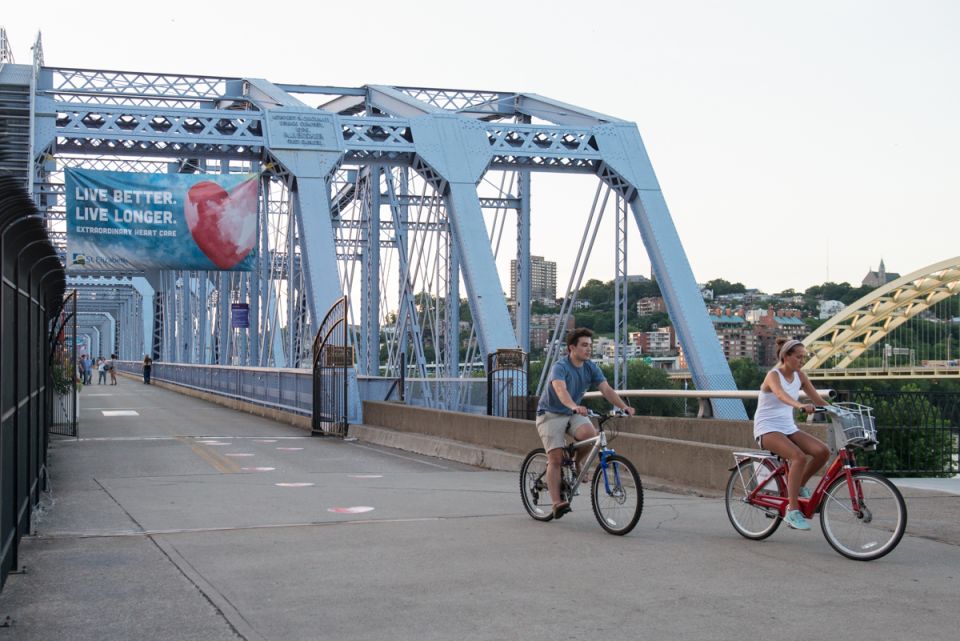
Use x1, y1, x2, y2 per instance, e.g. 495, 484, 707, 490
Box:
536, 412, 593, 452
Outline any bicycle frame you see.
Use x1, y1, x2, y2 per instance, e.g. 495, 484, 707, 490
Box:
740, 448, 869, 520
564, 427, 623, 497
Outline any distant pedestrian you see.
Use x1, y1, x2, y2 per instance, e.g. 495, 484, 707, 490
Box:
81, 354, 93, 385
97, 357, 107, 384
142, 355, 153, 384
107, 354, 118, 385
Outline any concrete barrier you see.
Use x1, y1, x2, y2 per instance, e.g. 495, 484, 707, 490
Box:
358, 402, 829, 493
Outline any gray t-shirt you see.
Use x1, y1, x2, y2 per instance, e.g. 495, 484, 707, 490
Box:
537, 356, 606, 415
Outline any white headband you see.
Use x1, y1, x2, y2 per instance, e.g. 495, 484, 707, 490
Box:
778, 339, 803, 361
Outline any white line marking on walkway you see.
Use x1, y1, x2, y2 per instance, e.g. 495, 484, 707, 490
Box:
102, 410, 140, 416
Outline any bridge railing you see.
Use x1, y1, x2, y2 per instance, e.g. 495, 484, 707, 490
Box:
108, 364, 956, 476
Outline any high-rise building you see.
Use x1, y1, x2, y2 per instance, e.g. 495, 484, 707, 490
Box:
510, 255, 557, 305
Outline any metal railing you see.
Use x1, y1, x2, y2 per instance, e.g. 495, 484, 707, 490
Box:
583, 388, 836, 419
0, 176, 66, 591
838, 390, 959, 477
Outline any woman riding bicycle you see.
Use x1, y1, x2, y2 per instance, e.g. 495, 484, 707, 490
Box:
754, 338, 831, 531
535, 327, 635, 520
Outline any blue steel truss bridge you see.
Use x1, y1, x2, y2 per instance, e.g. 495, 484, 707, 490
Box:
0, 29, 746, 418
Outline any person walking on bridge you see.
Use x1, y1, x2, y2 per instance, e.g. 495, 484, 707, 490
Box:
754, 338, 830, 531
107, 354, 118, 385
535, 327, 635, 520
142, 355, 153, 384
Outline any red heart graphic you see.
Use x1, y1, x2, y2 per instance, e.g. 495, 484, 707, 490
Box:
185, 179, 258, 269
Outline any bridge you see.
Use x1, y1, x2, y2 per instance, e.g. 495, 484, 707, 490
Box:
0, 27, 751, 419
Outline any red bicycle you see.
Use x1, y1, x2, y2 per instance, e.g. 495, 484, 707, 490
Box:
725, 403, 907, 561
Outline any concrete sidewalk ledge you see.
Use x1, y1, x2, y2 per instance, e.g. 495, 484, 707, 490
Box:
359, 401, 766, 492
350, 424, 524, 471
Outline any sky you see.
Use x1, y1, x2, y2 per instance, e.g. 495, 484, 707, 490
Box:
3, 0, 959, 295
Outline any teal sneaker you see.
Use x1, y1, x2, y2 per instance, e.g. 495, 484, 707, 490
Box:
799, 487, 812, 499
784, 509, 811, 531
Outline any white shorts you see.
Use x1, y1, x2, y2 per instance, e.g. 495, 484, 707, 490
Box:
535, 412, 593, 452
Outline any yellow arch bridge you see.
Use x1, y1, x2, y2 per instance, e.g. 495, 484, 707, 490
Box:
802, 256, 960, 380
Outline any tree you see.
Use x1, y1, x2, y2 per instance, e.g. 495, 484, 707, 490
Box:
704, 278, 746, 296
728, 358, 765, 418
579, 279, 612, 306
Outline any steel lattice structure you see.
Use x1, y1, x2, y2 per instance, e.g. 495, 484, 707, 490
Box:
804, 256, 960, 372
2, 31, 746, 418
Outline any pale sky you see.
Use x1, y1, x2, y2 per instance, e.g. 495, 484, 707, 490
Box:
4, 0, 958, 295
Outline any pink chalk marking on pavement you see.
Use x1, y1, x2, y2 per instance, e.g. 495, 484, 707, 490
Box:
198, 440, 229, 445
349, 474, 383, 479
275, 482, 315, 488
276, 447, 304, 451
327, 506, 375, 514
241, 467, 276, 472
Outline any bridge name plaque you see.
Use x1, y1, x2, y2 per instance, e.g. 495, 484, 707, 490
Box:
265, 109, 341, 152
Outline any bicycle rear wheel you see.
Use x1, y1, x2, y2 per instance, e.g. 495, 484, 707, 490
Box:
725, 459, 784, 540
520, 449, 553, 521
591, 454, 642, 535
820, 471, 907, 561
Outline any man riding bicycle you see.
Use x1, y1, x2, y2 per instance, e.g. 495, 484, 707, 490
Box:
536, 327, 635, 520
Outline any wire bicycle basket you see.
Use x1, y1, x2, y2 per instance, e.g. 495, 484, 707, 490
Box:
825, 402, 878, 451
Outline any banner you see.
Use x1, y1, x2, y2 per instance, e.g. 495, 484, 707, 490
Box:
231, 303, 250, 329
66, 169, 259, 271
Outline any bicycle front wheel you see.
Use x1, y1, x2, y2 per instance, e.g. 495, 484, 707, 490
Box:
724, 460, 783, 540
591, 454, 643, 535
820, 471, 907, 561
520, 449, 553, 521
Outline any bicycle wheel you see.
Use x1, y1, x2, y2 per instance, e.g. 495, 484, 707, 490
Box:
520, 449, 553, 521
820, 471, 907, 561
591, 454, 643, 535
725, 459, 784, 540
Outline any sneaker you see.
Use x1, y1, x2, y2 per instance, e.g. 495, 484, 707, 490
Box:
784, 509, 811, 531
799, 487, 812, 499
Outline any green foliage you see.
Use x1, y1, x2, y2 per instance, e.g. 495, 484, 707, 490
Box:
804, 281, 855, 301
728, 358, 765, 419
846, 385, 958, 477
572, 309, 616, 333
589, 361, 682, 416
860, 428, 957, 478
704, 278, 746, 296
579, 279, 612, 306
51, 363, 75, 395
630, 312, 671, 333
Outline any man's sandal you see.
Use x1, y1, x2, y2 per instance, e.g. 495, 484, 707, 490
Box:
552, 501, 571, 520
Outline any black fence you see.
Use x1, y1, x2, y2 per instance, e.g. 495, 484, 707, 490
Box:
311, 296, 350, 437
487, 349, 534, 420
837, 390, 959, 477
1, 176, 66, 590
49, 291, 78, 436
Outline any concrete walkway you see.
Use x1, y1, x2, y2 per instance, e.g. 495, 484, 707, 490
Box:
0, 377, 957, 641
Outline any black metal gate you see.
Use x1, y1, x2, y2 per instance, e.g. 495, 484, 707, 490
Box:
487, 349, 533, 419
49, 290, 78, 437
312, 296, 350, 437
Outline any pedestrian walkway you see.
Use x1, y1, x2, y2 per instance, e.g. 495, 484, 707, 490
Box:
893, 476, 960, 495
0, 379, 957, 641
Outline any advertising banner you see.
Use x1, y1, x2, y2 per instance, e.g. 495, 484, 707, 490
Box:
66, 169, 259, 272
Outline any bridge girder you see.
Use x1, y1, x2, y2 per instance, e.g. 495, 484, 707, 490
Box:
5, 49, 746, 415
803, 256, 960, 370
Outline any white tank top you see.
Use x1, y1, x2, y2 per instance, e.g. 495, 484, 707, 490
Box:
753, 368, 801, 439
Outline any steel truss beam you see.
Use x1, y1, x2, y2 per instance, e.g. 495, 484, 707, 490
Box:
5, 47, 743, 415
